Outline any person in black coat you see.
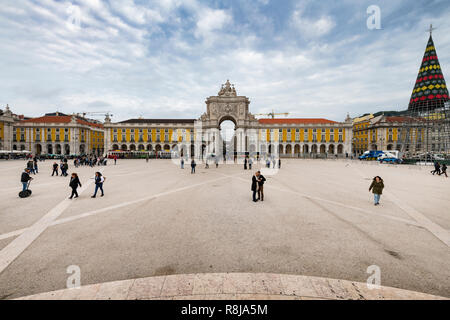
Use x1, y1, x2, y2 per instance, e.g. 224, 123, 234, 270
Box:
21, 168, 33, 192
244, 157, 248, 170
251, 172, 260, 202
52, 162, 59, 176
257, 171, 266, 201
27, 160, 35, 174
431, 162, 440, 175
440, 164, 448, 178
69, 173, 82, 199
191, 159, 196, 174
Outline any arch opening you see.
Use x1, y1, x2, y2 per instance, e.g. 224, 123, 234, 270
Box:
220, 119, 236, 160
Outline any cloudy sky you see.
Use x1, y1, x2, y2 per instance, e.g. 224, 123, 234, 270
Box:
1, 0, 450, 122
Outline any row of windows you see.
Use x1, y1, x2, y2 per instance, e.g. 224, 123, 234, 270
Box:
114, 128, 178, 133
113, 128, 344, 133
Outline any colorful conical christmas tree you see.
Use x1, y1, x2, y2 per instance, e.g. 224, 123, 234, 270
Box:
408, 32, 449, 112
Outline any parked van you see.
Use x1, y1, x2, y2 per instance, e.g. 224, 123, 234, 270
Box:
359, 150, 384, 160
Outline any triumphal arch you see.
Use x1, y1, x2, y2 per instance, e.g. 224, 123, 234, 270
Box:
195, 80, 260, 157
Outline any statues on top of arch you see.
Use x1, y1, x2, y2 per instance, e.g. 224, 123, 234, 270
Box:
218, 80, 237, 97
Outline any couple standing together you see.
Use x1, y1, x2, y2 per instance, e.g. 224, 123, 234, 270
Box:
251, 171, 266, 202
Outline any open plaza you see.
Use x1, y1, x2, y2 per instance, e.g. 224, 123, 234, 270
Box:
2, 1, 450, 307
0, 158, 449, 299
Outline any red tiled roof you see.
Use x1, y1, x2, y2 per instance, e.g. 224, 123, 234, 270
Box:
385, 116, 408, 122
258, 118, 338, 124
20, 115, 103, 128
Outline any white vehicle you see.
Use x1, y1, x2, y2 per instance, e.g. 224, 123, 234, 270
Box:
377, 150, 403, 164
381, 150, 402, 159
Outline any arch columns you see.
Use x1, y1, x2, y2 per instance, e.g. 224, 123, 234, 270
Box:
236, 128, 246, 153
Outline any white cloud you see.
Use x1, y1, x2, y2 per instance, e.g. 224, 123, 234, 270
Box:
195, 8, 232, 40
291, 9, 336, 38
1, 0, 450, 124
109, 0, 164, 24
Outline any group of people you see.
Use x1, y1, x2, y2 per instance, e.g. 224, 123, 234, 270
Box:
19, 153, 107, 199
68, 171, 105, 199
73, 156, 108, 168
52, 160, 69, 177
265, 158, 281, 169
430, 162, 448, 177
180, 158, 219, 174
24, 152, 448, 208
26, 157, 39, 174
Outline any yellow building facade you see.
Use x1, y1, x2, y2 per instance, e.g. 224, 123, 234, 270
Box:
14, 112, 105, 155
104, 81, 353, 158
353, 114, 427, 154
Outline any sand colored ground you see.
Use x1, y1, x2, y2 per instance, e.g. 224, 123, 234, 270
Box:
0, 158, 448, 299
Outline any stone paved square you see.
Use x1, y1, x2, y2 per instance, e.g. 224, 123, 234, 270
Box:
0, 159, 449, 299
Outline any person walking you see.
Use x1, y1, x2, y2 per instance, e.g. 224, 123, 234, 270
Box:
278, 158, 281, 169
205, 158, 209, 169
91, 172, 105, 198
215, 157, 219, 168
257, 171, 266, 201
146, 154, 149, 163
248, 157, 253, 170
369, 176, 384, 206
52, 162, 59, 176
251, 171, 260, 202
114, 155, 117, 165
33, 157, 39, 173
27, 159, 35, 175
180, 158, 184, 169
244, 157, 248, 170
439, 164, 448, 178
191, 159, 196, 174
21, 168, 33, 192
61, 162, 69, 177
69, 173, 82, 199
431, 162, 441, 175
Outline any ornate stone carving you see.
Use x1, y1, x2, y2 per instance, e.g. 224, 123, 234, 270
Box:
224, 104, 233, 114
218, 80, 237, 97
210, 104, 219, 115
